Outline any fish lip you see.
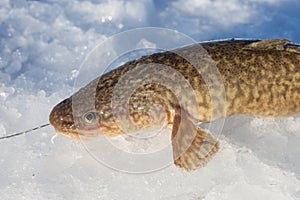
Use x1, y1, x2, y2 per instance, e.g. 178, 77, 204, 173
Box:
60, 127, 102, 140
57, 121, 102, 139
51, 126, 79, 140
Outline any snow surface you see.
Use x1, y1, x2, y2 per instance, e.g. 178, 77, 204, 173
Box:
1, 0, 300, 199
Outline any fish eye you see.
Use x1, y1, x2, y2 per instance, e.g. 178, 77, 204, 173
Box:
83, 112, 98, 124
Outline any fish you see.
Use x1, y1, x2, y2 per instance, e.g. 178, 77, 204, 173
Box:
49, 39, 300, 171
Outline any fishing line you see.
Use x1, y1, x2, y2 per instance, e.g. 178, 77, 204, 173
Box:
0, 123, 50, 140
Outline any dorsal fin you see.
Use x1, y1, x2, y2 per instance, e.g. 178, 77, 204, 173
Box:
243, 39, 291, 51
285, 44, 300, 54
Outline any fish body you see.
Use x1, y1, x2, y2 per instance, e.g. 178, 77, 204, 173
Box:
50, 39, 300, 170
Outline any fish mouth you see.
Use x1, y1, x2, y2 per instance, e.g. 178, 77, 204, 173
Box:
51, 118, 102, 140
53, 128, 80, 140
51, 123, 102, 140
76, 125, 103, 140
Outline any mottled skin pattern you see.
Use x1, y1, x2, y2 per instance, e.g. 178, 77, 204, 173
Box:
49, 39, 300, 170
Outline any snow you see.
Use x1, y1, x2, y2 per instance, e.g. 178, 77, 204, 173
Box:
1, 0, 300, 199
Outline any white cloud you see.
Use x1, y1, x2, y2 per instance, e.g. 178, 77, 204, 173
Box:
172, 0, 255, 27
160, 0, 293, 37
247, 0, 283, 3
68, 0, 153, 28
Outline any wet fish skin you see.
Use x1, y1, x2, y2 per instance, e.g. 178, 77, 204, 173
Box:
49, 39, 300, 170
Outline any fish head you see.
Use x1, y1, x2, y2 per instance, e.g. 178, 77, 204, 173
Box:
49, 97, 104, 140
49, 78, 123, 140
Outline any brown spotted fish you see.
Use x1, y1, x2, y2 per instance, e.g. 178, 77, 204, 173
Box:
49, 39, 300, 171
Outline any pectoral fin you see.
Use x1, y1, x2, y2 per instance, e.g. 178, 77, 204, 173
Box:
171, 109, 219, 171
